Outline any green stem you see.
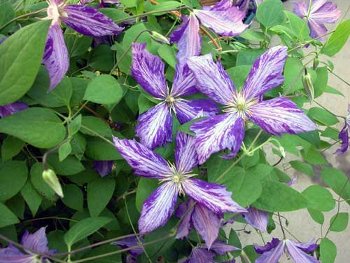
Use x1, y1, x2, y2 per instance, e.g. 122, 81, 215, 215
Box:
0, 8, 46, 31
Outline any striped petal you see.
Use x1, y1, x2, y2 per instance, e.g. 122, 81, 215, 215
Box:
175, 200, 195, 239
0, 102, 28, 118
188, 54, 236, 105
136, 103, 172, 149
63, 5, 123, 37
132, 43, 168, 99
311, 1, 341, 23
242, 46, 288, 100
191, 113, 245, 164
139, 182, 179, 234
194, 8, 248, 36
171, 64, 197, 97
93, 160, 114, 177
188, 248, 215, 263
0, 246, 34, 263
244, 207, 268, 232
183, 178, 247, 214
249, 97, 317, 135
209, 240, 239, 255
174, 99, 218, 124
285, 240, 319, 263
21, 227, 49, 254
192, 204, 221, 249
170, 14, 201, 62
308, 20, 328, 39
336, 124, 349, 154
43, 23, 69, 91
112, 137, 171, 179
175, 132, 198, 174
256, 239, 285, 263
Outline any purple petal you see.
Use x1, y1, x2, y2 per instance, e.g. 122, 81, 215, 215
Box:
244, 207, 268, 232
170, 14, 201, 62
285, 240, 319, 263
293, 1, 308, 18
183, 178, 247, 214
188, 248, 215, 263
93, 160, 113, 177
255, 239, 285, 263
0, 245, 33, 263
175, 133, 198, 174
139, 182, 179, 234
131, 43, 168, 99
308, 20, 328, 39
194, 8, 248, 36
294, 240, 318, 254
176, 200, 195, 239
174, 99, 218, 124
63, 5, 123, 37
192, 204, 221, 249
43, 23, 69, 91
209, 240, 239, 255
135, 103, 173, 149
112, 137, 171, 179
171, 64, 197, 97
187, 54, 236, 105
336, 124, 349, 154
255, 238, 281, 254
311, 1, 341, 24
249, 97, 317, 135
190, 113, 245, 164
0, 102, 28, 118
113, 236, 143, 257
21, 227, 49, 254
242, 46, 288, 100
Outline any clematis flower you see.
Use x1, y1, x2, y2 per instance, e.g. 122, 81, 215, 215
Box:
183, 241, 238, 263
170, 0, 248, 61
187, 46, 317, 164
80, 0, 120, 7
93, 160, 114, 177
243, 207, 268, 232
132, 43, 218, 149
336, 105, 350, 154
44, 0, 123, 90
255, 238, 318, 263
113, 236, 143, 263
113, 132, 246, 234
0, 227, 54, 263
176, 199, 223, 248
0, 102, 28, 118
294, 0, 341, 39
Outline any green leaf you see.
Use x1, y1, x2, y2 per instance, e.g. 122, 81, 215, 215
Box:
283, 11, 310, 42
64, 28, 92, 58
68, 115, 82, 137
59, 142, 72, 162
1, 136, 25, 161
329, 213, 349, 232
64, 217, 112, 248
47, 154, 85, 176
85, 137, 122, 160
283, 57, 304, 93
81, 116, 112, 138
308, 208, 324, 224
21, 181, 42, 216
307, 107, 338, 126
0, 2, 15, 30
253, 181, 307, 212
158, 45, 176, 68
256, 0, 285, 28
144, 1, 182, 14
88, 178, 116, 217
321, 168, 350, 205
0, 203, 19, 228
226, 65, 251, 88
84, 75, 124, 105
0, 20, 50, 105
302, 185, 335, 211
320, 238, 337, 263
322, 19, 350, 56
0, 161, 28, 201
136, 178, 158, 212
62, 184, 84, 211
289, 160, 313, 176
0, 108, 66, 148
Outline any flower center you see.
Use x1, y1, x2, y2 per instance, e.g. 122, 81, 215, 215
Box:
223, 93, 257, 118
165, 95, 176, 105
47, 0, 67, 24
172, 173, 183, 184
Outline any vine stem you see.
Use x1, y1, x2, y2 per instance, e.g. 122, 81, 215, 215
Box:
0, 8, 46, 31
277, 212, 286, 239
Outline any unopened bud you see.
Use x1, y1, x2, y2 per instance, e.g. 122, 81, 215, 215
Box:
313, 57, 319, 70
279, 146, 286, 158
302, 69, 314, 101
42, 169, 64, 198
150, 31, 170, 45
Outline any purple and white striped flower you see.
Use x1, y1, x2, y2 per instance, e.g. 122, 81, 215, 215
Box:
336, 105, 350, 154
0, 227, 53, 263
93, 160, 114, 177
170, 0, 248, 61
0, 102, 28, 118
113, 132, 246, 234
132, 43, 218, 149
294, 0, 341, 39
243, 207, 268, 232
113, 236, 143, 263
80, 0, 120, 8
44, 0, 123, 90
255, 238, 318, 263
187, 46, 317, 164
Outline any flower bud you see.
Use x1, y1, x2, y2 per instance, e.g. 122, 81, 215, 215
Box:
302, 69, 314, 102
150, 31, 170, 45
313, 57, 319, 70
42, 169, 64, 198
